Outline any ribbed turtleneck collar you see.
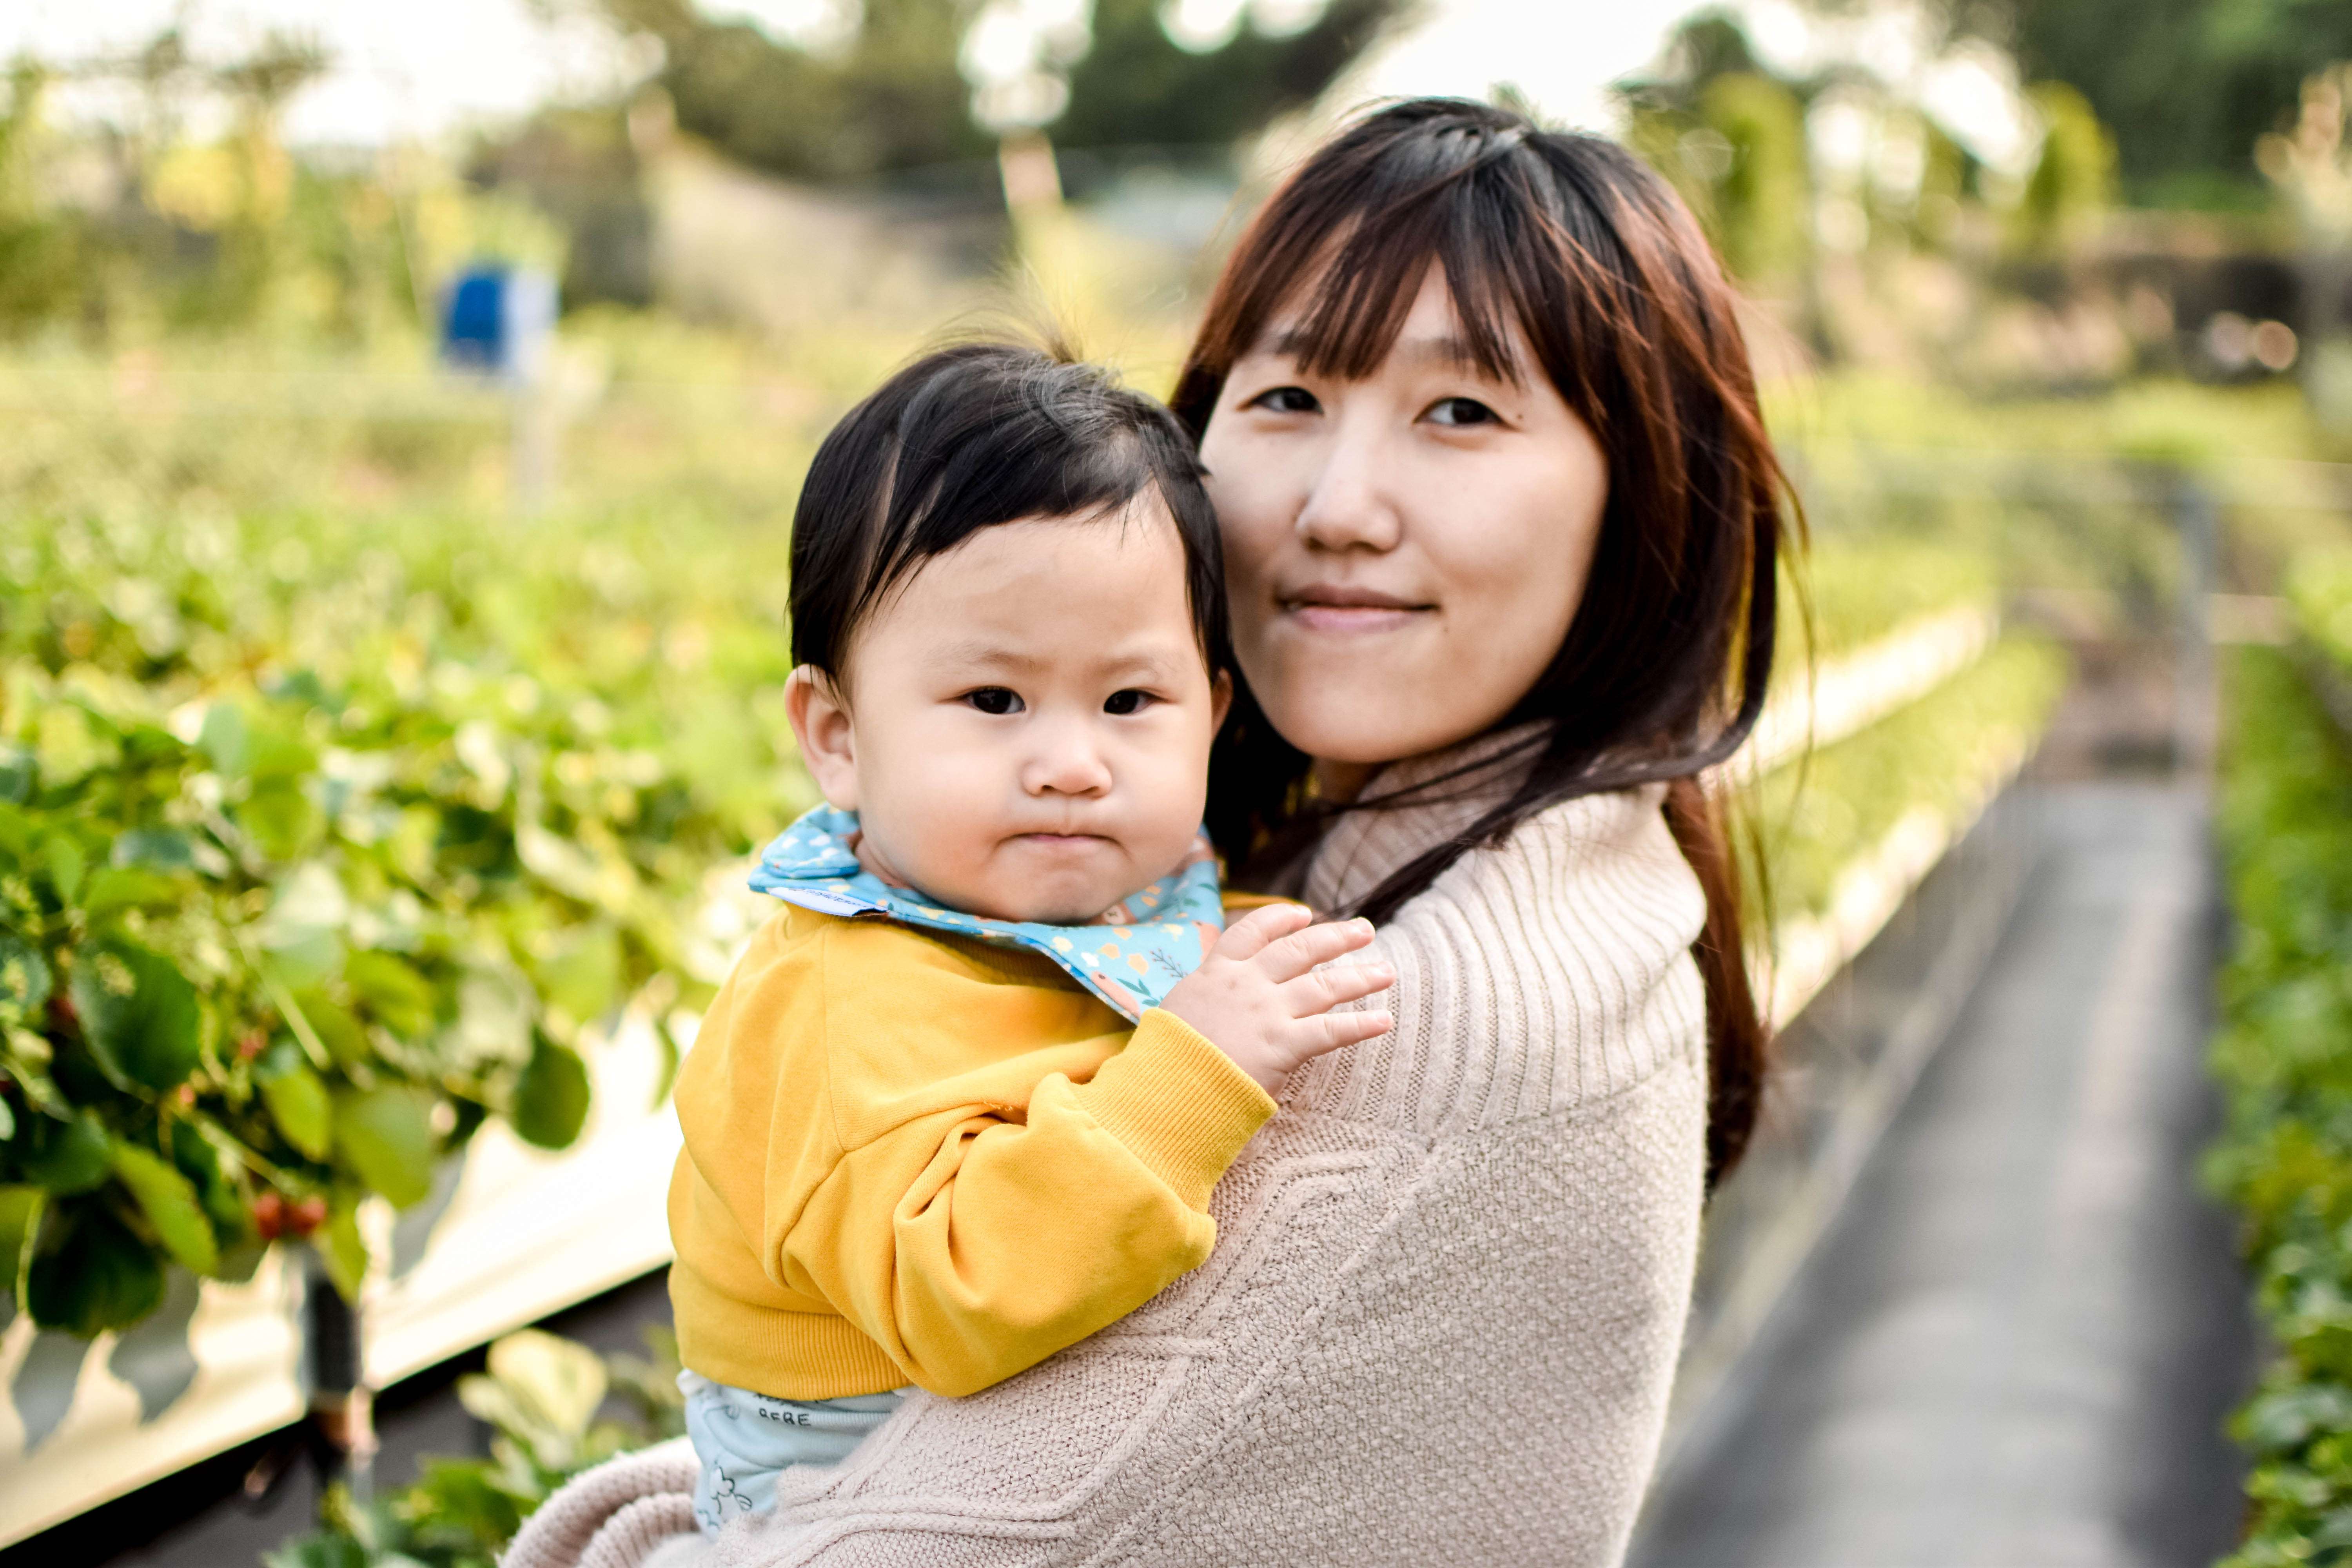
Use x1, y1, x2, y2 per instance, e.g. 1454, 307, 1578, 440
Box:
1298, 722, 1552, 915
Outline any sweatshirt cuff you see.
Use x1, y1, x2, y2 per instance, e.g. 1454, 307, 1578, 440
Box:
1076, 1009, 1277, 1212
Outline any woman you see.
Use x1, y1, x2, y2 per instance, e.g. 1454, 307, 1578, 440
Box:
528, 96, 1788, 1568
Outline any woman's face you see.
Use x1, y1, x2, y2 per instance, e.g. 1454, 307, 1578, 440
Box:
1199, 268, 1609, 793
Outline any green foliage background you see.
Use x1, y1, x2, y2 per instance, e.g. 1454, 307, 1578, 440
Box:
2210, 557, 2352, 1563
0, 407, 824, 1336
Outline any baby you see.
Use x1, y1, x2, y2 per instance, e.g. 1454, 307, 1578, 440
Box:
667, 343, 1394, 1534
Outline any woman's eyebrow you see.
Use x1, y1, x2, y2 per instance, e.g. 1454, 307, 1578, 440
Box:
1261, 327, 1495, 375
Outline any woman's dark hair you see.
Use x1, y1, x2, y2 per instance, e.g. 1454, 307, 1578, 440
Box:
791, 341, 1229, 678
1172, 99, 1797, 1186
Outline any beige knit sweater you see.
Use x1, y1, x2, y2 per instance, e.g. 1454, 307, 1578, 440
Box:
509, 755, 1708, 1568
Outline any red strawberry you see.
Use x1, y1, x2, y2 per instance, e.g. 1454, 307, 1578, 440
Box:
253, 1191, 285, 1241
289, 1197, 327, 1238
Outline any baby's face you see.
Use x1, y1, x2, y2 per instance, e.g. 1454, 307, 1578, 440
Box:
790, 499, 1226, 924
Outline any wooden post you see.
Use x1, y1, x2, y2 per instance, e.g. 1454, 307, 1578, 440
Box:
302, 1256, 376, 1515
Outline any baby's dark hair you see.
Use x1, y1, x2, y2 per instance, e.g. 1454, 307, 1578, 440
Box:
789, 341, 1229, 680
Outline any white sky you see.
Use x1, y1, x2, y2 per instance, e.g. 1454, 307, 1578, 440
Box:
0, 0, 2035, 171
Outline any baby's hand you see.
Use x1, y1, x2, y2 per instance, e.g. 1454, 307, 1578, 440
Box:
1160, 905, 1394, 1093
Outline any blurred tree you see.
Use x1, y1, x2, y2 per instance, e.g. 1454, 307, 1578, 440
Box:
608, 0, 985, 182
2256, 65, 2352, 425
0, 65, 79, 334
2009, 81, 2116, 258
603, 0, 1408, 182
1979, 0, 2352, 206
1620, 16, 1811, 287
1054, 0, 1406, 151
200, 30, 330, 327
470, 108, 655, 309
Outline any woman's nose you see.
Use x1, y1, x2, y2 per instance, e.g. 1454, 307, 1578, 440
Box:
1021, 724, 1113, 797
1294, 417, 1403, 554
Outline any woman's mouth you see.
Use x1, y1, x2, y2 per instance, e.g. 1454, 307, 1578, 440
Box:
1279, 584, 1434, 634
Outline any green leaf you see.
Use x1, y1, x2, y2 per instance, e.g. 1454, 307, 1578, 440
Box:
447, 967, 533, 1071
260, 1063, 334, 1161
511, 1034, 590, 1151
23, 1112, 113, 1194
0, 933, 51, 1012
401, 1456, 526, 1549
260, 1532, 371, 1568
316, 1191, 370, 1301
241, 780, 324, 864
111, 1142, 220, 1276
289, 991, 370, 1069
332, 1085, 436, 1208
245, 724, 318, 783
0, 1185, 44, 1308
538, 923, 621, 1027
69, 939, 202, 1094
109, 829, 195, 872
0, 1098, 11, 1141
458, 1328, 608, 1471
79, 867, 182, 921
44, 837, 85, 905
27, 1203, 165, 1336
35, 706, 115, 788
172, 1120, 249, 1234
260, 862, 347, 942
198, 702, 250, 778
344, 951, 437, 1041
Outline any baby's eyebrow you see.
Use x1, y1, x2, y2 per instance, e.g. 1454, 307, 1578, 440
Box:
928, 641, 1191, 684
929, 641, 1045, 672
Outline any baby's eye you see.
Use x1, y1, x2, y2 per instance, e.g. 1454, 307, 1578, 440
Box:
1102, 689, 1155, 716
964, 687, 1024, 715
1246, 385, 1320, 416
1425, 396, 1500, 428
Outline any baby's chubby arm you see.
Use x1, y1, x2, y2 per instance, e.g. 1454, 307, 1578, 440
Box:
771, 912, 1390, 1399
783, 1007, 1269, 1397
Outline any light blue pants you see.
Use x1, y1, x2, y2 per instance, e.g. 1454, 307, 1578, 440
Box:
678, 1371, 907, 1535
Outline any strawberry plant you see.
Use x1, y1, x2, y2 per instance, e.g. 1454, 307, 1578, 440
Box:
0, 502, 810, 1338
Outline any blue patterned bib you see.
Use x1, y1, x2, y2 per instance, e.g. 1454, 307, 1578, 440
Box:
746, 804, 1225, 1021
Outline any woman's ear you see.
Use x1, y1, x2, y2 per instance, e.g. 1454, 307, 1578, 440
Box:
1209, 669, 1234, 734
786, 665, 858, 811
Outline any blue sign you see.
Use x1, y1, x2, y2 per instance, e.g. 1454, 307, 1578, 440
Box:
439, 264, 557, 383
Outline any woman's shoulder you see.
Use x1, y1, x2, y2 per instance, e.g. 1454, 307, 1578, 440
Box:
1426, 783, 1703, 934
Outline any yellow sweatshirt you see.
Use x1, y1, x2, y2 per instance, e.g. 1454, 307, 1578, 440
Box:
667, 903, 1278, 1401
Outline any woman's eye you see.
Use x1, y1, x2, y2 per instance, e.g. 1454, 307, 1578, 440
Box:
1246, 385, 1321, 416
964, 687, 1023, 715
1425, 396, 1499, 428
1103, 689, 1154, 716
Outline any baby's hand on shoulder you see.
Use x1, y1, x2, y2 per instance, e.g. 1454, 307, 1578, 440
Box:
1160, 905, 1393, 1093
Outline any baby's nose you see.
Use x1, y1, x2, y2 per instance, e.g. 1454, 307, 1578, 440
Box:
1023, 730, 1113, 796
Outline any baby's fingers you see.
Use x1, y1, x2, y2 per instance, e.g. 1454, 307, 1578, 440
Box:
1282, 961, 1394, 1017
1211, 902, 1313, 961
1294, 1007, 1394, 1060
1253, 916, 1377, 981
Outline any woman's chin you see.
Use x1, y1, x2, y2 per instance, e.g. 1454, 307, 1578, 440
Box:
1263, 688, 1491, 772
